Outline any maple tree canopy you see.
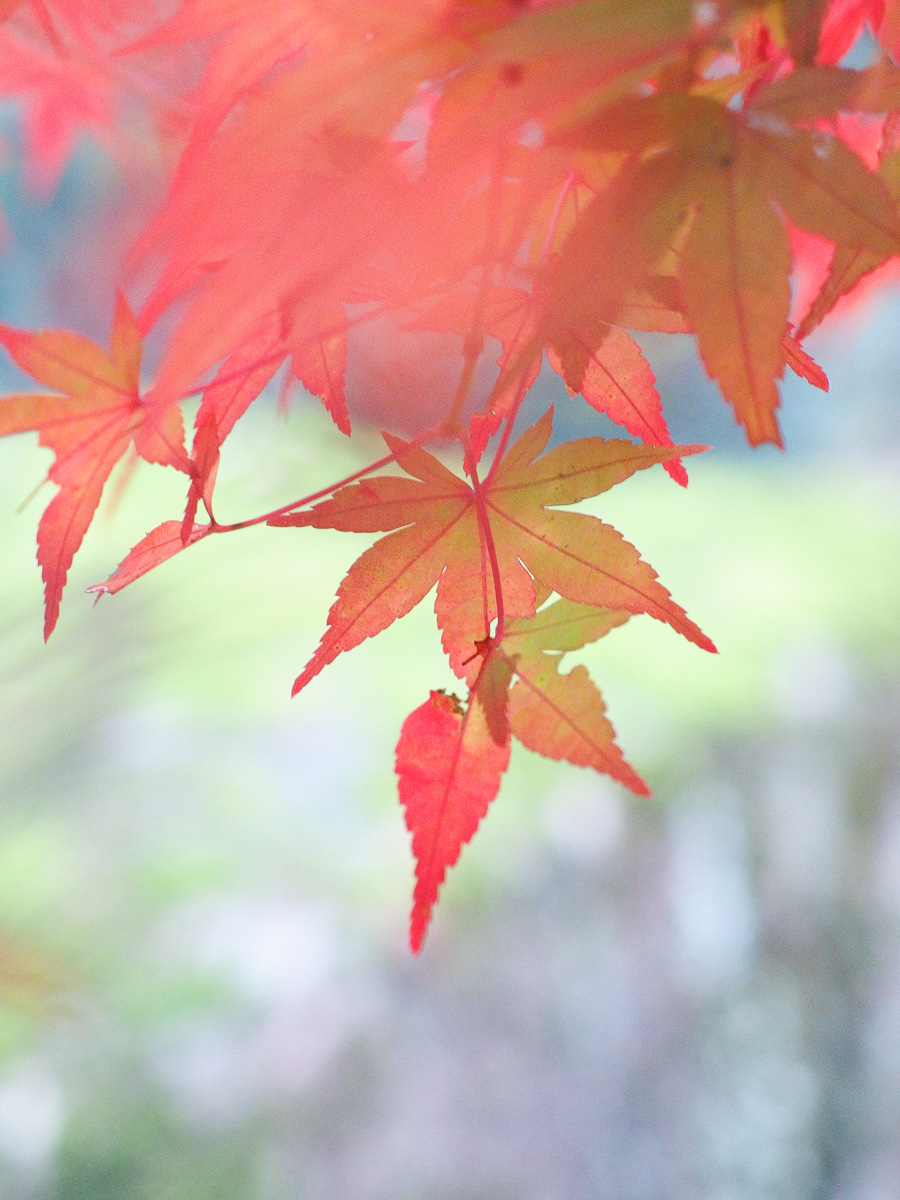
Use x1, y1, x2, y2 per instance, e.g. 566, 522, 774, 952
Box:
0, 0, 896, 950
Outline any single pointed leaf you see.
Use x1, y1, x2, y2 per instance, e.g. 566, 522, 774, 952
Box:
37, 416, 136, 639
470, 645, 515, 747
489, 428, 706, 509
109, 291, 142, 390
182, 413, 220, 539
0, 392, 100, 435
486, 407, 553, 481
492, 505, 715, 652
0, 324, 133, 404
285, 495, 473, 695
680, 162, 791, 447
503, 597, 630, 656
291, 326, 351, 436
783, 332, 829, 390
547, 326, 687, 485
87, 520, 210, 596
178, 321, 287, 528
275, 462, 469, 534
795, 144, 900, 337
468, 410, 502, 461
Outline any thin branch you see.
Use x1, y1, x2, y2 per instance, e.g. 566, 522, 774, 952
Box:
465, 440, 505, 644
483, 364, 533, 486
445, 140, 510, 434
208, 422, 447, 534
209, 450, 399, 534
482, 172, 576, 483
541, 171, 576, 260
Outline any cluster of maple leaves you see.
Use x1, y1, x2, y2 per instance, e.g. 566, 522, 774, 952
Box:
2, 0, 899, 949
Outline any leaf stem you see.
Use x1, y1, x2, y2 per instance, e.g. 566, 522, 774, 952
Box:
445, 140, 510, 434
465, 441, 505, 644
541, 171, 576, 260
483, 366, 532, 486
480, 175, 573, 483
208, 423, 447, 533
209, 450, 399, 533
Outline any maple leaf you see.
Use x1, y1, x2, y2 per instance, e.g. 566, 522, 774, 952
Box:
88, 519, 209, 597
797, 127, 900, 337
0, 294, 187, 637
0, 28, 117, 196
396, 648, 513, 953
135, 21, 466, 404
173, 317, 288, 535
396, 594, 649, 952
553, 89, 900, 445
271, 411, 713, 694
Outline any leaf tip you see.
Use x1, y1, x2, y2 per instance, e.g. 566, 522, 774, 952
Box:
631, 776, 653, 799
664, 458, 690, 487
409, 907, 430, 955
290, 661, 318, 697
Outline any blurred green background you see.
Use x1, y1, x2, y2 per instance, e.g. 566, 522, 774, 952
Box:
2, 114, 900, 1200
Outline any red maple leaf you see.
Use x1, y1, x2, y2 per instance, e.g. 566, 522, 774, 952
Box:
397, 649, 513, 954
0, 28, 116, 195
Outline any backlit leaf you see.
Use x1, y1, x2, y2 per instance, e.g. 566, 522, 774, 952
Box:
396, 648, 513, 953
0, 295, 186, 637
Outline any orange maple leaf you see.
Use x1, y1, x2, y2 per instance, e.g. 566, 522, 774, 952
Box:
272, 411, 713, 694
500, 596, 645, 794
0, 294, 187, 637
549, 89, 900, 445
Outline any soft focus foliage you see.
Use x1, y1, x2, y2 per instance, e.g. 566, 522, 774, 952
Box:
1, 0, 899, 946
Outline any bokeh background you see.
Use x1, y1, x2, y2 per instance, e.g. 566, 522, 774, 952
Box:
2, 97, 900, 1200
